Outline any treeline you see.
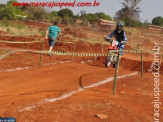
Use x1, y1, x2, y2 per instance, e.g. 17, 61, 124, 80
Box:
0, 0, 112, 25
115, 0, 163, 28
0, 0, 163, 28
122, 16, 163, 28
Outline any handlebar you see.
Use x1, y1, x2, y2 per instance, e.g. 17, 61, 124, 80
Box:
104, 35, 126, 45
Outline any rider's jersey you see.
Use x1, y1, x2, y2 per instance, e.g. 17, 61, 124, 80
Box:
108, 29, 127, 42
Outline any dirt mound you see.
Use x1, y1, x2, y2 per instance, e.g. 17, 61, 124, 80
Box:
0, 35, 104, 53
140, 38, 154, 49
121, 58, 163, 72
54, 40, 108, 54
75, 41, 101, 53
63, 28, 87, 38
92, 56, 163, 72
0, 35, 43, 50
62, 34, 74, 41
121, 58, 149, 71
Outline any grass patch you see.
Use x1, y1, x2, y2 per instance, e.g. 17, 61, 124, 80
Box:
90, 39, 99, 43
124, 27, 140, 35
0, 20, 42, 36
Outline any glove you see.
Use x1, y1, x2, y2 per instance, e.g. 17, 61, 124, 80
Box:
104, 35, 111, 42
103, 35, 107, 40
107, 38, 111, 42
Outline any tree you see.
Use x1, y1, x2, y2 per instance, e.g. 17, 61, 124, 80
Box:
57, 8, 74, 25
115, 0, 141, 28
58, 8, 74, 18
115, 7, 129, 20
1, 0, 19, 20
124, 18, 143, 27
0, 0, 27, 20
24, 6, 47, 21
80, 10, 86, 17
3, 5, 17, 20
152, 16, 163, 26
95, 12, 112, 20
51, 11, 58, 17
0, 4, 5, 19
79, 10, 87, 21
46, 11, 59, 23
85, 13, 98, 23
143, 19, 150, 28
73, 14, 80, 19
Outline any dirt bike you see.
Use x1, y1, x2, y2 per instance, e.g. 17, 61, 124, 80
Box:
105, 40, 122, 68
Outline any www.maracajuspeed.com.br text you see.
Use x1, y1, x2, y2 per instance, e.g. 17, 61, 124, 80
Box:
13, 0, 100, 8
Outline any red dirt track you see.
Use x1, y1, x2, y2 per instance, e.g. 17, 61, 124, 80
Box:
0, 23, 163, 122
0, 56, 162, 121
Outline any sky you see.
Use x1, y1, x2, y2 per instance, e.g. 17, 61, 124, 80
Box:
0, 0, 163, 23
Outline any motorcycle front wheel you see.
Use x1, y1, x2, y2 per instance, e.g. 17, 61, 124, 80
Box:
105, 55, 113, 68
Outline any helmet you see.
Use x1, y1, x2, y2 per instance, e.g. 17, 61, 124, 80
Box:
117, 22, 123, 28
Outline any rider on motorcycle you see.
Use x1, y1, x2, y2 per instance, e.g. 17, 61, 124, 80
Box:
105, 22, 127, 56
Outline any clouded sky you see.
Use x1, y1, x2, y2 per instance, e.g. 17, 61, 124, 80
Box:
0, 0, 163, 23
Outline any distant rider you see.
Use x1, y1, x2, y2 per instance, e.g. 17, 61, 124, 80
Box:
104, 22, 127, 56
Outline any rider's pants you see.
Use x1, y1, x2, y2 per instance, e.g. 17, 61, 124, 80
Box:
119, 44, 124, 56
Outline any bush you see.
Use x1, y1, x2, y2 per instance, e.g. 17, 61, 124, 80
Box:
51, 11, 58, 17
124, 18, 144, 27
152, 16, 163, 26
24, 6, 47, 21
1, 0, 23, 20
85, 13, 98, 23
3, 5, 17, 20
58, 8, 74, 18
95, 12, 112, 20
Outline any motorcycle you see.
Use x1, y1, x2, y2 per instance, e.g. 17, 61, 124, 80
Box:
105, 40, 121, 68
